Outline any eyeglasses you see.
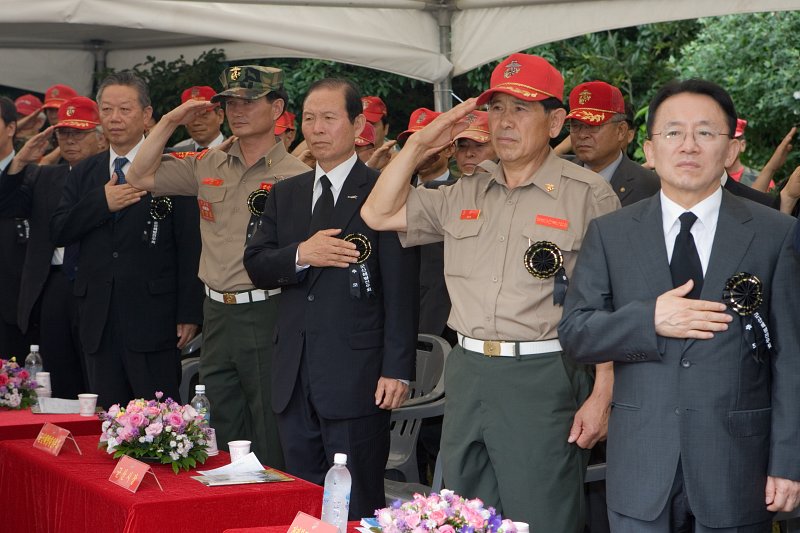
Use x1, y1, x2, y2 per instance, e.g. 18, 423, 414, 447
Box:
55, 129, 93, 140
650, 128, 731, 145
565, 118, 625, 134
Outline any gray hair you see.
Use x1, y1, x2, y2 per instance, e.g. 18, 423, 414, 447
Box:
96, 71, 151, 109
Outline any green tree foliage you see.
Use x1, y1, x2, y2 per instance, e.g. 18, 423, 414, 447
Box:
677, 11, 800, 183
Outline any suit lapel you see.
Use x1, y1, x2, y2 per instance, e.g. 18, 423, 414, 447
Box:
307, 160, 371, 291
610, 157, 634, 202
684, 191, 755, 351
628, 195, 673, 299
295, 172, 314, 238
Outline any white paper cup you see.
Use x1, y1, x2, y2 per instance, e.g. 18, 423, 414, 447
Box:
227, 440, 251, 463
78, 393, 98, 416
206, 428, 219, 456
35, 372, 51, 391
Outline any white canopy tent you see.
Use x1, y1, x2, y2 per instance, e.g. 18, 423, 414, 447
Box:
0, 0, 796, 110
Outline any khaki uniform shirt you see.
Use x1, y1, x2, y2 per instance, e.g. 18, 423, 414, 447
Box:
401, 149, 620, 341
154, 141, 310, 292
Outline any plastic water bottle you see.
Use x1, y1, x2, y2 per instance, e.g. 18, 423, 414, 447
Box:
24, 345, 43, 385
190, 384, 211, 425
321, 453, 351, 533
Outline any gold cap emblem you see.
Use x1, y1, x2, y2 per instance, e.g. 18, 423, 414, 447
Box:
52, 88, 60, 97
465, 113, 477, 124
416, 111, 427, 124
578, 89, 592, 105
504, 60, 522, 79
229, 66, 242, 81
65, 106, 76, 117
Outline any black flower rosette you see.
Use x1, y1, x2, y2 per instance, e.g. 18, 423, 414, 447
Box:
245, 188, 270, 244
723, 272, 771, 361
146, 197, 173, 247
344, 233, 374, 298
524, 240, 569, 306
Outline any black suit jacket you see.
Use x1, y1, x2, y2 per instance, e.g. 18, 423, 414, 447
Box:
723, 175, 779, 208
0, 164, 70, 332
244, 159, 418, 419
0, 210, 27, 327
609, 154, 660, 206
50, 151, 203, 354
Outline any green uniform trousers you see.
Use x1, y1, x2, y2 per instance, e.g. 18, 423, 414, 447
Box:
442, 345, 592, 532
200, 296, 283, 469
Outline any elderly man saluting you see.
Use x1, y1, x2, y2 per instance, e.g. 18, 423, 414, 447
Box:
362, 53, 620, 532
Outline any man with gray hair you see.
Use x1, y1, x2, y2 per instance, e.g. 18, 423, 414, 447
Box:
51, 71, 203, 408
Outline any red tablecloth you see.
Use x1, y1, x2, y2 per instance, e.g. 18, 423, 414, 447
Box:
0, 407, 102, 440
224, 521, 360, 533
0, 434, 323, 533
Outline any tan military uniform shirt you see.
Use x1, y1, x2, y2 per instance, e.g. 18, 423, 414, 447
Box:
154, 141, 310, 292
401, 149, 620, 341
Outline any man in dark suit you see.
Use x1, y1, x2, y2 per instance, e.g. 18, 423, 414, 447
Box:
0, 96, 34, 358
244, 78, 418, 518
51, 72, 203, 409
0, 96, 105, 398
559, 79, 800, 532
567, 81, 660, 207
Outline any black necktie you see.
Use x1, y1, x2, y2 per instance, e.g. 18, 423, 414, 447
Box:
309, 175, 334, 235
670, 212, 703, 299
114, 157, 128, 184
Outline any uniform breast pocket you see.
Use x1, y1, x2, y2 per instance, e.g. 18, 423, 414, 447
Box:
520, 222, 577, 275
442, 218, 484, 277
197, 185, 227, 222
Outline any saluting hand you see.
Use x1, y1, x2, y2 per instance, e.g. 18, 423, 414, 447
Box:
8, 126, 56, 174
365, 140, 397, 171
404, 98, 476, 157
375, 377, 409, 410
654, 280, 732, 339
297, 228, 361, 268
163, 98, 217, 126
105, 173, 147, 213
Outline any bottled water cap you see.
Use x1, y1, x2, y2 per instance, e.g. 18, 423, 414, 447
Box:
195, 384, 205, 393
333, 453, 347, 465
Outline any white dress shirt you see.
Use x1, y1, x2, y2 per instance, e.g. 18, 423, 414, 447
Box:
660, 183, 723, 275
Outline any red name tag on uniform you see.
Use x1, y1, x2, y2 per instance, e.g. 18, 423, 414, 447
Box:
202, 177, 223, 186
535, 214, 569, 230
460, 209, 481, 220
198, 199, 216, 222
260, 182, 273, 191
33, 423, 70, 456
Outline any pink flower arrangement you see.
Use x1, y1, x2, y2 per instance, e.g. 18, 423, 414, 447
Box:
98, 391, 211, 473
376, 490, 516, 533
0, 357, 38, 410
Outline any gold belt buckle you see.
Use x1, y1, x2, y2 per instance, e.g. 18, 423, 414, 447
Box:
483, 340, 501, 357
223, 292, 237, 304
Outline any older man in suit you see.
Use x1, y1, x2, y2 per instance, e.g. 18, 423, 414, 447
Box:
0, 96, 105, 398
559, 79, 800, 532
243, 78, 418, 518
51, 72, 203, 408
567, 81, 660, 207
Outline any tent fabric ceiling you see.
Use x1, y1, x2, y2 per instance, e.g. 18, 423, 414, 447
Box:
0, 0, 796, 95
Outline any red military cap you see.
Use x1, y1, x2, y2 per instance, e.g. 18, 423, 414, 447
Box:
565, 81, 626, 125
181, 85, 217, 104
42, 84, 79, 110
397, 108, 441, 143
274, 111, 296, 134
734, 118, 747, 139
14, 94, 43, 117
356, 122, 376, 147
361, 96, 387, 123
54, 96, 100, 130
476, 53, 564, 106
453, 111, 490, 144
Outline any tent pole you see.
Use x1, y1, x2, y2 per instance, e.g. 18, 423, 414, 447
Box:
90, 40, 108, 95
433, 6, 453, 112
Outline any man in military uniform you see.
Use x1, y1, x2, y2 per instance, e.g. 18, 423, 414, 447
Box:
362, 53, 620, 532
566, 81, 659, 207
126, 65, 310, 467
